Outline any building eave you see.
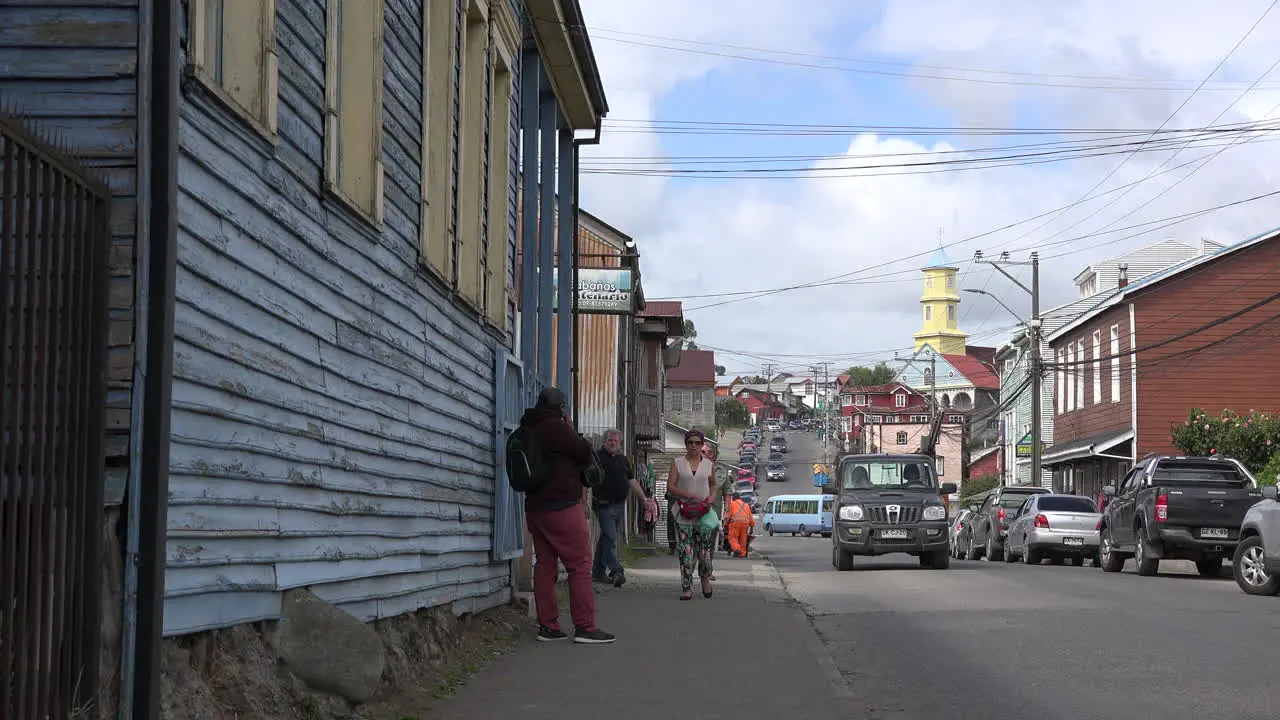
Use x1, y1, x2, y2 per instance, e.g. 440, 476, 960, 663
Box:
525, 0, 607, 130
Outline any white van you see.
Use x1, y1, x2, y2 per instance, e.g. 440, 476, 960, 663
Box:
763, 494, 834, 537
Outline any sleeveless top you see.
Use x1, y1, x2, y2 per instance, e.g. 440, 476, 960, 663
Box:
670, 455, 713, 522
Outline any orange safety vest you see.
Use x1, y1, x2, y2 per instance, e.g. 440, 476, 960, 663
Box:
726, 499, 753, 525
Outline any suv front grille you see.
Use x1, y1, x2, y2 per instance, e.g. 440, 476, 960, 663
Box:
866, 505, 921, 524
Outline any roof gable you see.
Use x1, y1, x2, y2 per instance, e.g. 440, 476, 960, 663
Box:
666, 349, 716, 385
895, 345, 998, 390
1049, 226, 1280, 342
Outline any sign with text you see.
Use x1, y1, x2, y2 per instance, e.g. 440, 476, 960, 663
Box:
552, 268, 635, 315
1015, 432, 1033, 458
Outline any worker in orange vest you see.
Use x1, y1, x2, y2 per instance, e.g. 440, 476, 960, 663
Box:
723, 495, 755, 558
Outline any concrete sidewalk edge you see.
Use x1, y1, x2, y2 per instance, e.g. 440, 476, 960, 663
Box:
756, 554, 857, 705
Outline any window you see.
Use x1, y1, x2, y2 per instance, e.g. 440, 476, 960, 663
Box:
910, 414, 928, 422
422, 0, 456, 277
1091, 330, 1101, 403
668, 389, 685, 411
1004, 358, 1015, 374
895, 431, 908, 445
926, 277, 933, 289
454, 0, 490, 308
894, 393, 907, 408
842, 394, 853, 407
1110, 325, 1121, 402
1055, 348, 1064, 415
1076, 339, 1085, 409
1065, 345, 1075, 411
854, 394, 867, 406
947, 305, 955, 322
324, 0, 385, 221
924, 306, 932, 321
946, 275, 954, 289
870, 415, 883, 423
947, 414, 964, 423
188, 0, 279, 135
692, 390, 704, 412
482, 31, 515, 327
841, 416, 853, 432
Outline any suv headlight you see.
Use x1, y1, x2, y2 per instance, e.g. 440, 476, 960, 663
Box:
838, 505, 864, 521
922, 505, 946, 521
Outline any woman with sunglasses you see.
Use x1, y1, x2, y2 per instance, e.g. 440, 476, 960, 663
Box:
665, 429, 719, 600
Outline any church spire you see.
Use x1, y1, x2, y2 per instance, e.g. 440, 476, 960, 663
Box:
912, 236, 968, 355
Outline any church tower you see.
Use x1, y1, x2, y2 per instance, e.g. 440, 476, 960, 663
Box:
912, 245, 968, 355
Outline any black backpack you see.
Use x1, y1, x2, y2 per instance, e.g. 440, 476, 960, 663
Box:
505, 424, 548, 492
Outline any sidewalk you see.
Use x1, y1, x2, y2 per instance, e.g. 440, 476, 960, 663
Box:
430, 554, 848, 719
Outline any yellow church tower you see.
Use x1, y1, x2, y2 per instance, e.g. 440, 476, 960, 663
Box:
912, 245, 968, 355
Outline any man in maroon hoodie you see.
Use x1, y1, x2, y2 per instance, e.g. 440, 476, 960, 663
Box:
522, 387, 616, 644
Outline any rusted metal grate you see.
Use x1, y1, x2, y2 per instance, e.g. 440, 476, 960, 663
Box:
0, 109, 110, 720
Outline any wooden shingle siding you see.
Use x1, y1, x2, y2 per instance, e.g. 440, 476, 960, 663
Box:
163, 0, 513, 636
0, 1, 141, 502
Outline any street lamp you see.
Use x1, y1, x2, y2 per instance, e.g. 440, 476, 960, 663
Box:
963, 288, 1028, 326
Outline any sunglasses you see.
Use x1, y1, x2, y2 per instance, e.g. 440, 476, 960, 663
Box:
685, 439, 704, 445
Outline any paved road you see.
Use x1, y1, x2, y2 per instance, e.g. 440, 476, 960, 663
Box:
758, 532, 1280, 720
729, 425, 832, 503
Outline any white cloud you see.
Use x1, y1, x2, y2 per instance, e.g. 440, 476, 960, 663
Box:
575, 0, 1280, 378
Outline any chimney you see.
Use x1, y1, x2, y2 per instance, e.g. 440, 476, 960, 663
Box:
1118, 263, 1129, 289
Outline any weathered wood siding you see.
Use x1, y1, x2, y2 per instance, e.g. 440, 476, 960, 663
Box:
163, 0, 520, 636
0, 1, 140, 503
1133, 237, 1280, 455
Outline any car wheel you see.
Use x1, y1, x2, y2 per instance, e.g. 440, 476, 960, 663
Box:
834, 545, 854, 571
985, 534, 1003, 562
1023, 546, 1040, 565
766, 524, 774, 537
930, 550, 951, 569
964, 537, 982, 561
1004, 544, 1017, 563
799, 524, 810, 537
1134, 527, 1159, 576
1098, 527, 1124, 572
1233, 536, 1280, 595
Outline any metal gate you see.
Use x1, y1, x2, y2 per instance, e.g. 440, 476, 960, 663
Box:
0, 110, 111, 719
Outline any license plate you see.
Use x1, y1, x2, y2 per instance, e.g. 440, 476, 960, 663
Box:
1202, 528, 1230, 539
1063, 536, 1084, 546
880, 529, 909, 539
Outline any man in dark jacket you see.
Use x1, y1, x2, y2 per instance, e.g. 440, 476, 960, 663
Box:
521, 387, 615, 644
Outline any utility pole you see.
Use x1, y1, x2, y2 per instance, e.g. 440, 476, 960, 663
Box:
1029, 252, 1042, 489
762, 363, 775, 425
971, 250, 1042, 488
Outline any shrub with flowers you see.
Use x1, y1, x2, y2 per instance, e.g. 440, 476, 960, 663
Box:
1169, 408, 1280, 483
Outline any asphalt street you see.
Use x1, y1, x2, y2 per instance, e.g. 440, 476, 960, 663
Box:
745, 428, 1280, 719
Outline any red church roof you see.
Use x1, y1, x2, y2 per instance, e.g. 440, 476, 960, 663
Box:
942, 353, 999, 390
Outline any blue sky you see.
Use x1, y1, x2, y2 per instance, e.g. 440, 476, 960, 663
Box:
577, 0, 1280, 379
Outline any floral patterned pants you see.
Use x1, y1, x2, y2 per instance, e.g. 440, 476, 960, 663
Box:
673, 521, 716, 591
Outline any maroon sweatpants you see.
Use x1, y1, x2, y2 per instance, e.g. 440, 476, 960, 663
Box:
526, 505, 598, 632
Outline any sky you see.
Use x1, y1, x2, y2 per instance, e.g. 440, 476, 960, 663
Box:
575, 0, 1280, 380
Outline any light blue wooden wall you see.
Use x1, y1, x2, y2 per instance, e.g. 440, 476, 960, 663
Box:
162, 0, 524, 635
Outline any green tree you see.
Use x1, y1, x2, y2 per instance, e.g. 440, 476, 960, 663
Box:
744, 375, 767, 383
682, 319, 699, 350
716, 398, 750, 428
960, 474, 999, 499
844, 362, 897, 386
714, 364, 727, 376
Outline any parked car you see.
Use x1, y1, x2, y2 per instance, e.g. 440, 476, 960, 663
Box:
1097, 454, 1262, 577
965, 485, 1052, 561
766, 462, 787, 481
734, 479, 756, 495
949, 509, 974, 558
1233, 484, 1280, 596
1002, 494, 1102, 566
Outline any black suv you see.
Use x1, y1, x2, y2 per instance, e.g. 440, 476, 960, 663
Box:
832, 454, 957, 570
769, 437, 788, 453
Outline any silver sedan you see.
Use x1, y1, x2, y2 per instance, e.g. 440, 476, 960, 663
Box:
1003, 494, 1102, 566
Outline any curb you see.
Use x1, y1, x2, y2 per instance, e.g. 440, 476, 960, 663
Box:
753, 554, 856, 706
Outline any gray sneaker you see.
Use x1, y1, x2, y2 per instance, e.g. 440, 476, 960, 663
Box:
573, 628, 616, 644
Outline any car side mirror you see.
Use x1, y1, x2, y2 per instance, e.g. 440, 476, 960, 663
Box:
1101, 485, 1116, 496
1263, 485, 1278, 501
939, 482, 957, 495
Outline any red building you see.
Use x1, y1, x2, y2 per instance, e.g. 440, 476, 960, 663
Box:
1043, 229, 1280, 497
968, 446, 1000, 479
733, 388, 786, 424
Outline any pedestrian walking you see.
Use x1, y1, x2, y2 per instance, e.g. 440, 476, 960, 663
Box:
516, 388, 615, 644
592, 428, 657, 588
723, 494, 755, 558
665, 428, 720, 601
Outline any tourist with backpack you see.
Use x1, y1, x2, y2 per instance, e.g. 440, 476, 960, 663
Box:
506, 387, 615, 644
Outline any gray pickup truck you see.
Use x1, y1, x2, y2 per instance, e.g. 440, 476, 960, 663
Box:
831, 453, 957, 571
1098, 454, 1264, 577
